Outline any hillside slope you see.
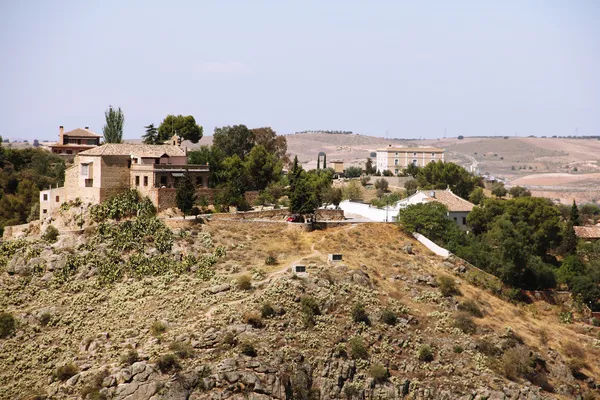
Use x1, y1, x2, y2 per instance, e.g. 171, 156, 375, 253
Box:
1, 221, 599, 399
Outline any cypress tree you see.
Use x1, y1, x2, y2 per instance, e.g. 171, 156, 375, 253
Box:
570, 200, 580, 226
102, 105, 125, 143
561, 221, 578, 255
322, 153, 327, 169
176, 172, 196, 219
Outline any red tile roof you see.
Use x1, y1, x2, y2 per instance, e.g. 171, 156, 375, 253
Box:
574, 226, 600, 239
421, 190, 475, 212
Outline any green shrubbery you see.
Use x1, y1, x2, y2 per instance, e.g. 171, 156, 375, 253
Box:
0, 312, 16, 338
417, 344, 434, 362
42, 225, 59, 243
368, 363, 389, 383
156, 354, 180, 373
457, 299, 483, 318
380, 309, 397, 325
261, 303, 276, 319
453, 312, 477, 334
351, 303, 370, 325
349, 337, 368, 359
300, 296, 321, 328
89, 190, 155, 222
437, 275, 461, 297
240, 342, 257, 357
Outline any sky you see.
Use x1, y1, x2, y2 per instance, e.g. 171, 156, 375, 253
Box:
1, 0, 599, 141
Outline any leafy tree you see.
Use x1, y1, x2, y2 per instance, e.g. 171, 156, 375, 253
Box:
560, 222, 578, 256
557, 255, 586, 287
176, 172, 196, 218
102, 105, 125, 143
221, 155, 249, 201
251, 127, 288, 164
33, 139, 40, 147
570, 276, 600, 310
374, 178, 389, 192
404, 179, 418, 196
158, 115, 203, 143
468, 187, 486, 205
415, 161, 479, 199
188, 146, 227, 187
398, 202, 454, 242
509, 186, 531, 198
289, 171, 319, 214
213, 125, 254, 159
142, 123, 160, 144
403, 163, 420, 178
244, 145, 282, 190
570, 200, 580, 226
343, 181, 363, 201
365, 158, 376, 175
345, 166, 362, 178
382, 169, 393, 177
491, 182, 508, 198
322, 186, 342, 208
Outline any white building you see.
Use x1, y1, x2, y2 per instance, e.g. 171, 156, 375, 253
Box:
375, 145, 445, 175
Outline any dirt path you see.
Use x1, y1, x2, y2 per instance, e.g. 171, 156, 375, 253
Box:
202, 224, 357, 319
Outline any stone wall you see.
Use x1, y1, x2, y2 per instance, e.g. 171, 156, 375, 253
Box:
210, 208, 345, 221
315, 209, 345, 221
156, 189, 260, 212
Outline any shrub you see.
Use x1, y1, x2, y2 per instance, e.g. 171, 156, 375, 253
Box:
301, 296, 321, 316
368, 363, 389, 383
453, 312, 477, 334
156, 353, 180, 373
150, 321, 167, 337
237, 274, 252, 290
457, 299, 483, 318
592, 317, 600, 327
351, 303, 370, 325
221, 331, 237, 348
240, 342, 257, 357
42, 225, 59, 243
120, 349, 139, 365
499, 346, 532, 380
453, 345, 464, 353
0, 312, 16, 338
349, 337, 368, 359
437, 275, 461, 297
567, 358, 587, 377
39, 312, 52, 327
477, 338, 500, 357
343, 383, 359, 399
261, 303, 276, 319
562, 341, 585, 359
55, 363, 79, 381
417, 344, 434, 362
380, 309, 397, 326
265, 253, 277, 265
242, 311, 264, 328
374, 178, 389, 191
169, 341, 194, 359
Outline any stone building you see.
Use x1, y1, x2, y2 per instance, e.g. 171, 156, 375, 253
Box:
49, 126, 101, 157
376, 145, 445, 175
40, 143, 210, 217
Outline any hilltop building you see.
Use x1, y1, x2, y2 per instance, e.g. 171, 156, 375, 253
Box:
40, 142, 210, 217
49, 126, 101, 157
376, 145, 445, 175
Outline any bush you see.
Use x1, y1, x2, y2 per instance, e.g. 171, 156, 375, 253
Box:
120, 349, 139, 365
499, 346, 532, 380
349, 337, 368, 359
42, 225, 59, 243
562, 341, 585, 359
567, 358, 587, 377
437, 275, 461, 297
169, 341, 194, 359
301, 296, 321, 328
592, 317, 600, 327
39, 312, 52, 327
368, 363, 389, 383
351, 303, 370, 325
240, 342, 257, 357
477, 338, 501, 357
79, 369, 109, 399
453, 345, 464, 353
360, 176, 371, 187
156, 353, 180, 373
345, 166, 363, 178
221, 331, 237, 348
380, 309, 397, 325
150, 321, 167, 337
261, 303, 276, 319
374, 178, 389, 192
265, 253, 277, 265
55, 363, 79, 381
0, 312, 16, 338
242, 311, 264, 328
453, 312, 477, 334
417, 344, 434, 362
457, 299, 483, 318
237, 274, 252, 290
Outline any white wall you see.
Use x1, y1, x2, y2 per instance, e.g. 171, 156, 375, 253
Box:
338, 200, 398, 222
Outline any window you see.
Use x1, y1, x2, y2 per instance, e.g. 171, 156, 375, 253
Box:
160, 176, 167, 186
42, 209, 47, 214
55, 196, 60, 202
135, 176, 140, 186
294, 265, 306, 273
394, 169, 399, 175
394, 159, 399, 165
143, 176, 148, 186
81, 164, 89, 176
66, 150, 72, 154
395, 152, 399, 156
412, 159, 418, 166
85, 179, 93, 187
453, 217, 457, 222
431, 153, 436, 158
86, 139, 96, 145
133, 158, 138, 164
196, 176, 203, 186
462, 217, 467, 225
413, 152, 417, 157
43, 194, 48, 201
331, 254, 342, 261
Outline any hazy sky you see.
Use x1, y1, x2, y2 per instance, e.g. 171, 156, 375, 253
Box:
1, 0, 599, 141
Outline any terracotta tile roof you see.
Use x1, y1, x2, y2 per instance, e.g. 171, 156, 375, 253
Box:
421, 189, 475, 212
63, 128, 101, 138
574, 226, 600, 239
79, 144, 186, 158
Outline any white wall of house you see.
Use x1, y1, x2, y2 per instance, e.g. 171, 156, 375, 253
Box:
337, 200, 399, 222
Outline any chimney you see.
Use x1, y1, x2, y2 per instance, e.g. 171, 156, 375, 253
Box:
59, 126, 64, 144
85, 126, 89, 130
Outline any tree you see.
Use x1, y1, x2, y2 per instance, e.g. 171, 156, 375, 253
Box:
375, 178, 389, 192
289, 171, 320, 214
404, 179, 417, 196
345, 166, 362, 178
557, 255, 586, 287
252, 127, 288, 164
158, 115, 203, 143
322, 153, 327, 169
102, 105, 125, 143
244, 145, 283, 190
398, 202, 454, 242
403, 163, 420, 178
343, 181, 363, 201
322, 186, 342, 208
491, 182, 508, 198
570, 200, 580, 226
176, 172, 196, 218
468, 187, 486, 205
560, 222, 578, 256
142, 124, 160, 144
33, 139, 40, 148
213, 125, 254, 159
509, 186, 531, 198
365, 158, 376, 175
415, 161, 479, 199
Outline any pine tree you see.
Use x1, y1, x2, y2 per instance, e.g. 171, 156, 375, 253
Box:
102, 105, 125, 143
176, 172, 196, 219
142, 124, 159, 144
570, 200, 580, 226
561, 221, 578, 255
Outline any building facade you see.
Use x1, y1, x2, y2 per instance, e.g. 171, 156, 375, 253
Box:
375, 145, 445, 175
49, 126, 101, 156
40, 143, 210, 217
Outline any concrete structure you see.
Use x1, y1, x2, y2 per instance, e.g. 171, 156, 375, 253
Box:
291, 265, 307, 276
328, 254, 343, 263
375, 145, 445, 175
330, 160, 344, 174
40, 143, 210, 217
49, 126, 101, 156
